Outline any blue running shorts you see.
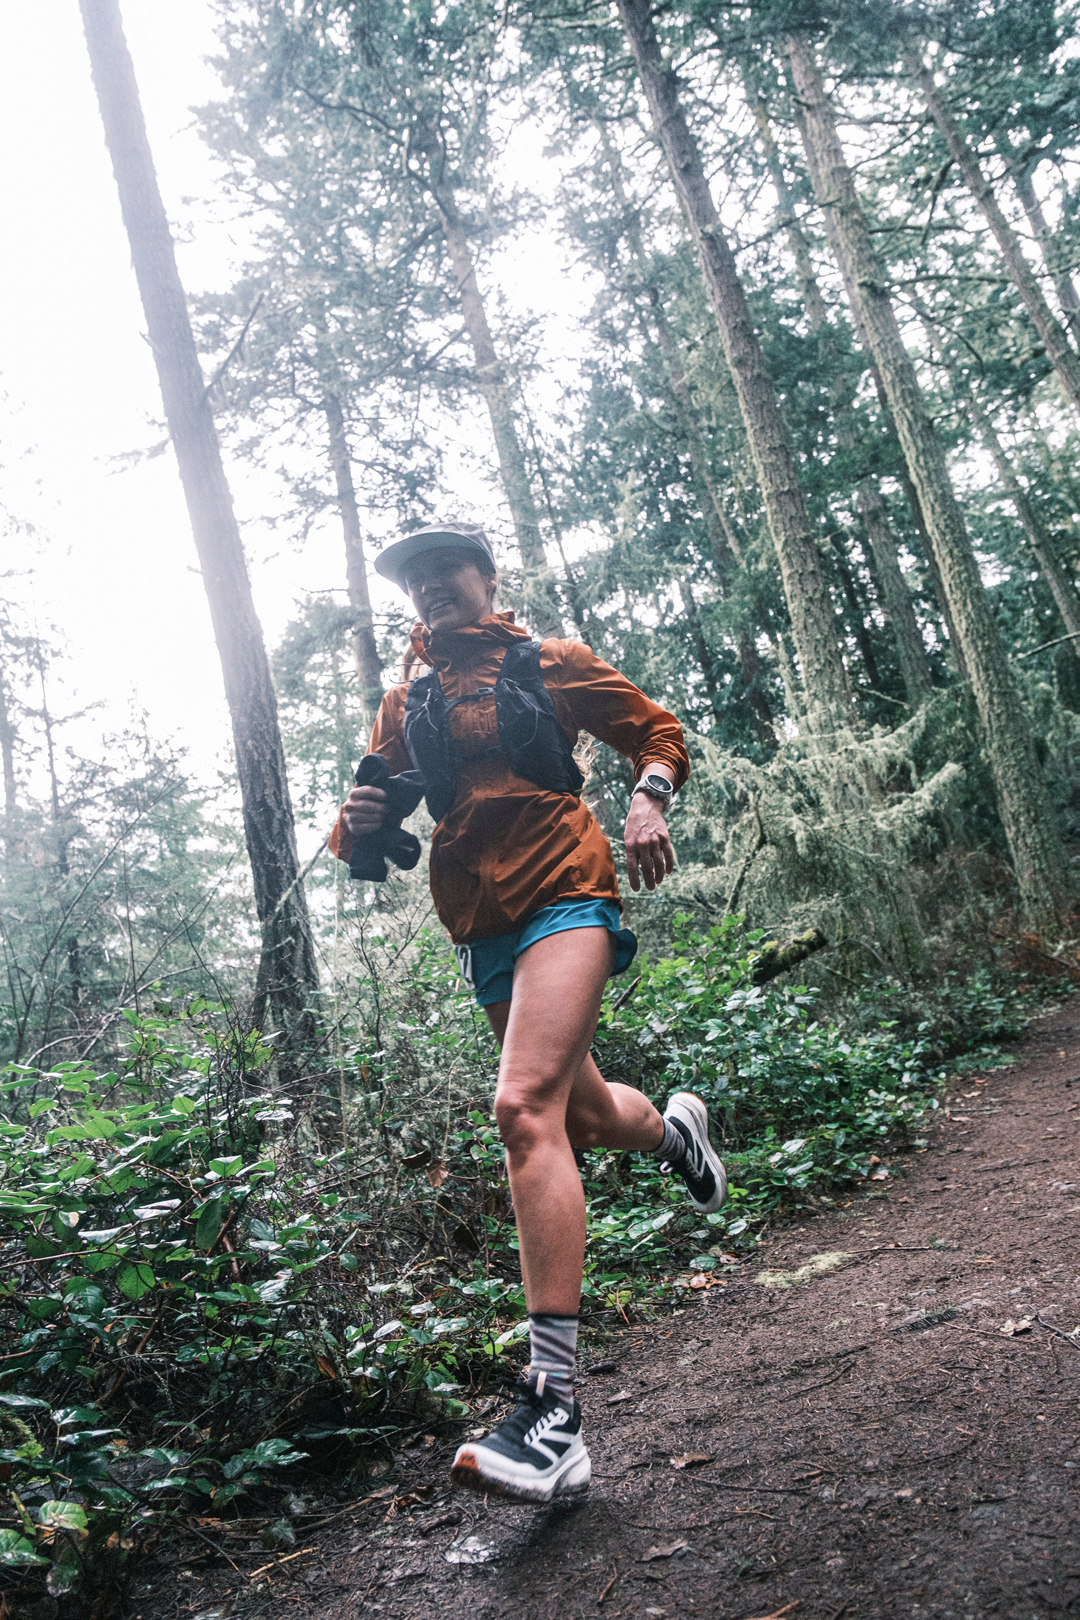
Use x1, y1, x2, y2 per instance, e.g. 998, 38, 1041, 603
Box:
454, 897, 638, 1008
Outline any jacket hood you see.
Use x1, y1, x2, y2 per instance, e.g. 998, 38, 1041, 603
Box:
404, 611, 530, 677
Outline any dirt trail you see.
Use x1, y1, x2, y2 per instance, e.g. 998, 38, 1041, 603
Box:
144, 1001, 1080, 1620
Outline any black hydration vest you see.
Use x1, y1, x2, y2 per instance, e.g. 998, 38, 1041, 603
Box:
403, 639, 585, 824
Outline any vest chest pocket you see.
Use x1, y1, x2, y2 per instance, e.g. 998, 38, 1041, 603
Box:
404, 641, 585, 824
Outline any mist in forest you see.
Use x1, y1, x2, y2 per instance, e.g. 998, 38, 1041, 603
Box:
0, 2, 1079, 1604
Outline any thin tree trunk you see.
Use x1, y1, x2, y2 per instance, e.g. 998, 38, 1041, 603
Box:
521, 399, 594, 641
322, 393, 384, 725
750, 80, 934, 703
0, 667, 16, 825
905, 46, 1080, 419
965, 390, 1080, 649
785, 30, 1069, 924
422, 157, 562, 638
616, 0, 855, 737
737, 627, 780, 749
677, 579, 723, 721
829, 532, 884, 693
79, 0, 319, 1055
1001, 147, 1080, 331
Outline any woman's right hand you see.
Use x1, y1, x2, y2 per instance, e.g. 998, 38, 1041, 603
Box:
342, 784, 388, 837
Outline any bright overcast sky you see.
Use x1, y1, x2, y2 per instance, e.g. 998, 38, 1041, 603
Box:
0, 1, 583, 840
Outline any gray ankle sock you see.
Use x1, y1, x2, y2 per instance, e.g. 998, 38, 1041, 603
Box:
653, 1116, 687, 1170
527, 1313, 578, 1405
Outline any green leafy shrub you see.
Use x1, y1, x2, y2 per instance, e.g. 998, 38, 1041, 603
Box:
0, 920, 1012, 1610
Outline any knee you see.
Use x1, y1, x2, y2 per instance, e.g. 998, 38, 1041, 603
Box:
494, 1089, 550, 1157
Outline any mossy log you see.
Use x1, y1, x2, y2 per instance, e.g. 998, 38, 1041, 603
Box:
749, 928, 828, 986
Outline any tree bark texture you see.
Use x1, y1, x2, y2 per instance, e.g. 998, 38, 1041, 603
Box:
79, 0, 320, 1049
616, 0, 855, 737
750, 81, 934, 704
906, 48, 1080, 420
965, 389, 1080, 651
785, 31, 1069, 923
425, 167, 563, 638
322, 393, 385, 725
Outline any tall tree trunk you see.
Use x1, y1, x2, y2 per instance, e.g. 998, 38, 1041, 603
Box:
520, 399, 594, 642
999, 144, 1080, 332
0, 666, 16, 826
750, 80, 934, 704
904, 46, 1080, 419
785, 31, 1069, 924
965, 389, 1080, 650
595, 123, 778, 738
79, 0, 319, 1056
421, 151, 562, 638
322, 393, 384, 726
616, 0, 855, 737
829, 532, 884, 693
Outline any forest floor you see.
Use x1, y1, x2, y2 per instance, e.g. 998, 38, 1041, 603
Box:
134, 999, 1080, 1620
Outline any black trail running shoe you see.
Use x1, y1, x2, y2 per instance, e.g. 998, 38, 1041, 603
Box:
450, 1384, 591, 1504
662, 1091, 728, 1214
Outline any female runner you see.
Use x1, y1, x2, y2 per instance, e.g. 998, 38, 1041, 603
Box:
332, 520, 726, 1504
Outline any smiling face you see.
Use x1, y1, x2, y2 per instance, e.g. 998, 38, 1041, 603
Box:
405, 548, 496, 633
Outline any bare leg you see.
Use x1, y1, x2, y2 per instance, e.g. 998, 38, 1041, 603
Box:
485, 931, 665, 1315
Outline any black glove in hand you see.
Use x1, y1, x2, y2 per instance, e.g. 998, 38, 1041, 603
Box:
347, 754, 426, 882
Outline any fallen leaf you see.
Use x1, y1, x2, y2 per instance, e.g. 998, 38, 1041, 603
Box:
670, 1453, 713, 1470
426, 1160, 449, 1188
640, 1538, 688, 1562
393, 1486, 434, 1508
401, 1149, 431, 1169
607, 1389, 634, 1405
689, 1272, 712, 1289
315, 1356, 337, 1379
999, 1317, 1033, 1336
418, 1507, 463, 1536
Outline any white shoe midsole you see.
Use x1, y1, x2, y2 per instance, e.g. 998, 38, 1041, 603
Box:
455, 1436, 591, 1498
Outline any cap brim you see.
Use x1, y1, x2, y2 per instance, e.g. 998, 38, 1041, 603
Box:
373, 532, 494, 592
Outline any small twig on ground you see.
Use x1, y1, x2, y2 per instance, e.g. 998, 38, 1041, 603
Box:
183, 1521, 242, 1575
247, 1546, 317, 1580
739, 1602, 800, 1620
597, 1566, 619, 1605
778, 1363, 854, 1401
1036, 1312, 1080, 1352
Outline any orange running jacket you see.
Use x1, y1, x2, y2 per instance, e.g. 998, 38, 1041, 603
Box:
329, 612, 689, 944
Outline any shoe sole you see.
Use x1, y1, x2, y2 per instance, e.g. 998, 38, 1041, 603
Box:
450, 1445, 592, 1504
666, 1091, 727, 1213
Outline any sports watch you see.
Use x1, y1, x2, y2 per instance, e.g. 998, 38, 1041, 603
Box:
632, 771, 674, 812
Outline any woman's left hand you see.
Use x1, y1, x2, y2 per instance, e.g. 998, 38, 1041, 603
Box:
624, 794, 675, 891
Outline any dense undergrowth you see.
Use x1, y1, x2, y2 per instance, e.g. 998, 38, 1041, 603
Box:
0, 916, 1056, 1608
